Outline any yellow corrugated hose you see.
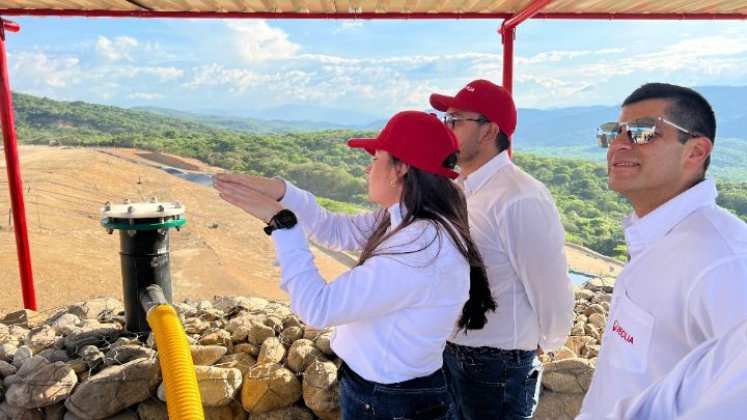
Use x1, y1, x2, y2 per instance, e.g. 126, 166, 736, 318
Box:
147, 304, 204, 419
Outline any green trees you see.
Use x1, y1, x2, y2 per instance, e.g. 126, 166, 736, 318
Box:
513, 154, 631, 260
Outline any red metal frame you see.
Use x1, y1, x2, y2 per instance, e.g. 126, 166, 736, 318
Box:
2, 9, 747, 20
1, 5, 747, 310
1, 18, 37, 310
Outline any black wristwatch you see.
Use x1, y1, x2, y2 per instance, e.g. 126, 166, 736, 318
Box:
264, 209, 298, 236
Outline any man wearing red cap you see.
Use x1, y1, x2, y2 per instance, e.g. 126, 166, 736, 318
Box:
430, 80, 574, 419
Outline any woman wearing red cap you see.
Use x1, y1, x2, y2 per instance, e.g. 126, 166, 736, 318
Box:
214, 110, 495, 419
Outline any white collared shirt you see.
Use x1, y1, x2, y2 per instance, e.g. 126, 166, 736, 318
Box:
450, 152, 574, 352
274, 181, 470, 384
607, 320, 747, 419
579, 179, 747, 419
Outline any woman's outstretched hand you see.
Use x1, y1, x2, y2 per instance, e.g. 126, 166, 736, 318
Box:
214, 174, 284, 223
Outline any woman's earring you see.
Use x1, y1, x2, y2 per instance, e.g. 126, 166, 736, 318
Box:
390, 179, 397, 187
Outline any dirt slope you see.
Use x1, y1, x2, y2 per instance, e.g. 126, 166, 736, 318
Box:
0, 146, 349, 314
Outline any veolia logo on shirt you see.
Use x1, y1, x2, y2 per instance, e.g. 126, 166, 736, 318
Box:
612, 320, 635, 345
465, 85, 475, 92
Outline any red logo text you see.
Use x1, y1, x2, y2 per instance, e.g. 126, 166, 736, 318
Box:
612, 320, 635, 345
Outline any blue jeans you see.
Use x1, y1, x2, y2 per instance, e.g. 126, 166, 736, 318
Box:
338, 361, 457, 420
443, 342, 542, 420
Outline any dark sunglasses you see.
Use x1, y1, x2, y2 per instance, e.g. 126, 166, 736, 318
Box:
596, 116, 700, 148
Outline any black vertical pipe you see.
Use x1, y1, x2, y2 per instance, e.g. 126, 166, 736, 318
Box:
118, 226, 173, 333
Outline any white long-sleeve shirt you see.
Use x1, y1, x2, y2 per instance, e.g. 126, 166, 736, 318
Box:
450, 152, 573, 352
579, 179, 747, 419
275, 181, 470, 384
607, 320, 747, 419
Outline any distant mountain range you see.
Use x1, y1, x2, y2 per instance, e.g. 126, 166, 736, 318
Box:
13, 85, 747, 181
134, 105, 385, 132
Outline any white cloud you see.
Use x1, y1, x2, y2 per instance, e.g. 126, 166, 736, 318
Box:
334, 22, 363, 34
9, 52, 81, 90
225, 20, 299, 62
518, 48, 625, 64
126, 92, 165, 100
182, 63, 265, 93
95, 36, 139, 62
139, 67, 184, 81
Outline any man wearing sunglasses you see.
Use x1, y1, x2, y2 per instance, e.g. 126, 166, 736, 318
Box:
430, 80, 574, 419
579, 83, 747, 419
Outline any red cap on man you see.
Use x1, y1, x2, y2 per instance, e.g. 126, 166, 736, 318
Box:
348, 111, 460, 179
429, 79, 517, 137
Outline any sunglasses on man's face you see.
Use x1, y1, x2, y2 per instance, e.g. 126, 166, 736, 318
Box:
596, 116, 699, 148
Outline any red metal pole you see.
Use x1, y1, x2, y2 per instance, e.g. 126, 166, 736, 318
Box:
501, 25, 514, 96
501, 24, 514, 158
0, 18, 37, 310
498, 0, 559, 158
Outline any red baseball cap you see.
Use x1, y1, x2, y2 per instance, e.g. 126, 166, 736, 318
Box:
348, 111, 460, 179
429, 79, 517, 137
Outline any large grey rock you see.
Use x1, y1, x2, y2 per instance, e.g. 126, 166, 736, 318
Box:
587, 313, 606, 330
257, 338, 286, 365
2, 310, 43, 329
542, 358, 595, 394
43, 402, 66, 420
241, 363, 302, 413
137, 398, 168, 420
5, 358, 77, 408
23, 326, 59, 354
0, 400, 44, 419
313, 331, 334, 357
286, 340, 324, 374
534, 389, 584, 420
247, 322, 275, 346
63, 328, 122, 355
248, 404, 314, 420
574, 289, 594, 301
279, 327, 303, 347
0, 343, 18, 363
64, 358, 159, 419
302, 360, 338, 414
204, 399, 248, 420
12, 346, 33, 369
215, 352, 256, 378
0, 360, 16, 378
564, 336, 595, 356
194, 365, 243, 407
199, 330, 232, 350
183, 317, 210, 335
190, 345, 228, 366
583, 277, 616, 293
65, 298, 124, 321
213, 296, 268, 312
104, 344, 157, 366
50, 313, 83, 336
234, 343, 260, 358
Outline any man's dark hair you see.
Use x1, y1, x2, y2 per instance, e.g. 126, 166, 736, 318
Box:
622, 83, 716, 172
495, 131, 510, 154
474, 113, 511, 153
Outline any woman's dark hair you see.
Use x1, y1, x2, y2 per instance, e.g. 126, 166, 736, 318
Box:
357, 152, 496, 331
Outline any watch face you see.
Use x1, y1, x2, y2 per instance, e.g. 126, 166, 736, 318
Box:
274, 210, 298, 228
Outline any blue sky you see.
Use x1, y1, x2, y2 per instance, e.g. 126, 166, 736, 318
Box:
5, 17, 747, 119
